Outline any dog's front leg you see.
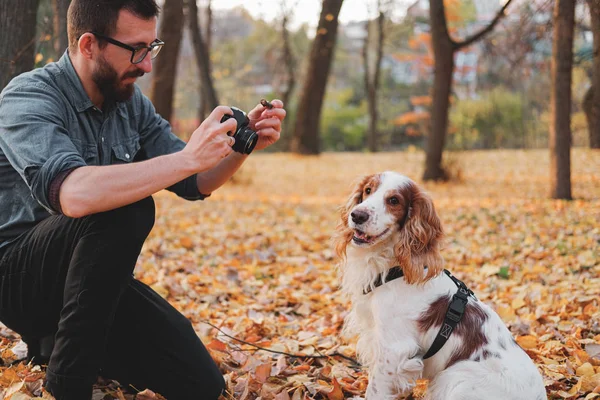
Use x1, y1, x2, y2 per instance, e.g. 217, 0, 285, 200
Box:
366, 346, 424, 400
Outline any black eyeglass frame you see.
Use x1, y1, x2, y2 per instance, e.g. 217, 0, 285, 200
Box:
90, 32, 164, 64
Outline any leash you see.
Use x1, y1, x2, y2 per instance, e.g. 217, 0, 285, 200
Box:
363, 267, 477, 359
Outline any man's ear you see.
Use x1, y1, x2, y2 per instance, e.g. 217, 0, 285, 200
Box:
77, 32, 96, 60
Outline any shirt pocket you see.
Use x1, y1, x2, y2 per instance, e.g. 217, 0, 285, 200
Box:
70, 138, 98, 165
111, 136, 141, 164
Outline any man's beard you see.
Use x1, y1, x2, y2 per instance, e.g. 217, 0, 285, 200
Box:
92, 54, 144, 103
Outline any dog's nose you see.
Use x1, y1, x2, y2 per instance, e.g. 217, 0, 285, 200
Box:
351, 210, 369, 224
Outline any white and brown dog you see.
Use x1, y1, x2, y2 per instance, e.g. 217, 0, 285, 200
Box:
334, 171, 546, 400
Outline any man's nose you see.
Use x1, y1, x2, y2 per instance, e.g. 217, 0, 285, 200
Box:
351, 209, 369, 224
138, 55, 153, 74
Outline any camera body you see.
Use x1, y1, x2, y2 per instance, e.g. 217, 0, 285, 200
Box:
220, 107, 259, 155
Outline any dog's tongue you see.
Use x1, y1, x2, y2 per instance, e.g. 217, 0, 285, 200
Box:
354, 230, 372, 240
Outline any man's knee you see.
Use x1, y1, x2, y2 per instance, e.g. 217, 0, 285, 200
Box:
112, 196, 156, 240
89, 196, 155, 243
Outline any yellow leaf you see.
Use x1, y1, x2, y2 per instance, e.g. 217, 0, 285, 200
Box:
35, 53, 43, 63
577, 363, 596, 377
581, 373, 600, 392
517, 335, 538, 349
496, 304, 516, 322
511, 295, 526, 309
325, 13, 335, 21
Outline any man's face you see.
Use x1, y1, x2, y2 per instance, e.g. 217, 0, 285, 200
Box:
92, 10, 157, 103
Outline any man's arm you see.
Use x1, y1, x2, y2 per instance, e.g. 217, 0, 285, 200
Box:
195, 151, 247, 195
60, 106, 238, 217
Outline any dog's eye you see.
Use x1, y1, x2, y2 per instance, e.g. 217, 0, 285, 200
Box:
365, 188, 371, 194
388, 196, 399, 205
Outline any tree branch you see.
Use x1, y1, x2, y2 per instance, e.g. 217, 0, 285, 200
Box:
452, 0, 514, 51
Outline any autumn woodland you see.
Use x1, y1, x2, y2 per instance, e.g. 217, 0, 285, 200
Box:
1, 0, 599, 399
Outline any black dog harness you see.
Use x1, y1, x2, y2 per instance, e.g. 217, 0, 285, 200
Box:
363, 267, 477, 359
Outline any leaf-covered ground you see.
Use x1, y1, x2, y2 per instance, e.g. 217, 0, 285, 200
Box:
1, 149, 599, 400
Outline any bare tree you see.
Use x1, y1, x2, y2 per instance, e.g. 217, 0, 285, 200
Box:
583, 0, 600, 148
52, 0, 70, 56
363, 0, 386, 152
280, 12, 297, 114
424, 0, 514, 181
550, 0, 574, 200
197, 0, 214, 121
480, 0, 553, 91
291, 0, 344, 154
185, 0, 219, 121
0, 0, 40, 92
150, 0, 184, 124
273, 1, 299, 138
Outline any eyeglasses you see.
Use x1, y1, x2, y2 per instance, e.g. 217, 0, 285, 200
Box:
91, 32, 164, 64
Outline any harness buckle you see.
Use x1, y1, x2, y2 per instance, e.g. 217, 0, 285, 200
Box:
447, 295, 467, 322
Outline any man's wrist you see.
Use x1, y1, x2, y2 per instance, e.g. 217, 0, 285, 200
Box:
168, 151, 194, 176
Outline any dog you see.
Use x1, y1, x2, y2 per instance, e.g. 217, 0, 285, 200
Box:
333, 171, 546, 400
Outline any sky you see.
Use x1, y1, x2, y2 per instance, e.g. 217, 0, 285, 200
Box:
205, 0, 409, 30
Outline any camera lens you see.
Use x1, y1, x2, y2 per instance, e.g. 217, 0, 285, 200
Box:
233, 127, 259, 154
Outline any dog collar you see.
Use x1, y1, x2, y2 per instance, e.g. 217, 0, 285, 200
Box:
362, 266, 405, 295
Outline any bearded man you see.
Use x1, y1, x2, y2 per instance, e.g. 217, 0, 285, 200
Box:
0, 1, 286, 399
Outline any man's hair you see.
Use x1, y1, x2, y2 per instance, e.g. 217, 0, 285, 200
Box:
67, 0, 160, 53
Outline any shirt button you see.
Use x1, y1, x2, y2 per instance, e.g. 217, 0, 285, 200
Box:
125, 153, 130, 159
101, 137, 105, 142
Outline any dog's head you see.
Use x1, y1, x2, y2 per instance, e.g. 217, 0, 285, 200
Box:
334, 171, 444, 284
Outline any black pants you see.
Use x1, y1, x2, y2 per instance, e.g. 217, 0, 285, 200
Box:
0, 197, 224, 400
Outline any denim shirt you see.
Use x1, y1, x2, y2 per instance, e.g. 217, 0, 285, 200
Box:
0, 51, 205, 249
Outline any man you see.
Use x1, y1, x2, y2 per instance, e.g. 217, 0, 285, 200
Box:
0, 0, 286, 399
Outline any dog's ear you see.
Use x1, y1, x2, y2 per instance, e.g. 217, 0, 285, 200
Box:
332, 175, 370, 260
394, 183, 444, 284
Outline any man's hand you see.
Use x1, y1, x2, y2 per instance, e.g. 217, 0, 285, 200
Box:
183, 106, 239, 172
247, 99, 286, 151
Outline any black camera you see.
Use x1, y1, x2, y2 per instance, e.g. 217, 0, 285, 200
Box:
220, 107, 259, 155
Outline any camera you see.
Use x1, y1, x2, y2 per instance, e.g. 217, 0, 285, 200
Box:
220, 107, 259, 155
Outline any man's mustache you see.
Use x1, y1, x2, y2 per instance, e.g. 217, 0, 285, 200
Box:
122, 70, 145, 80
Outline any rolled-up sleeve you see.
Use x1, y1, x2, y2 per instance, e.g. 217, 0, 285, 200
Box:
134, 87, 207, 200
0, 83, 87, 214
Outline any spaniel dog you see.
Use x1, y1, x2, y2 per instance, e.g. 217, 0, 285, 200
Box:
334, 172, 546, 400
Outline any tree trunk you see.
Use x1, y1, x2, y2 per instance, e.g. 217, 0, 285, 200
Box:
586, 0, 600, 148
423, 0, 513, 181
290, 0, 344, 154
52, 0, 70, 56
197, 0, 213, 121
364, 9, 385, 153
0, 0, 40, 92
150, 0, 184, 124
424, 0, 454, 181
185, 0, 218, 121
550, 0, 574, 200
281, 13, 296, 135
363, 27, 371, 149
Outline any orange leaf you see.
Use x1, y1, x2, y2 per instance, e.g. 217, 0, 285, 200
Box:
179, 237, 194, 249
327, 378, 344, 400
293, 364, 311, 372
206, 339, 228, 352
255, 363, 272, 383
